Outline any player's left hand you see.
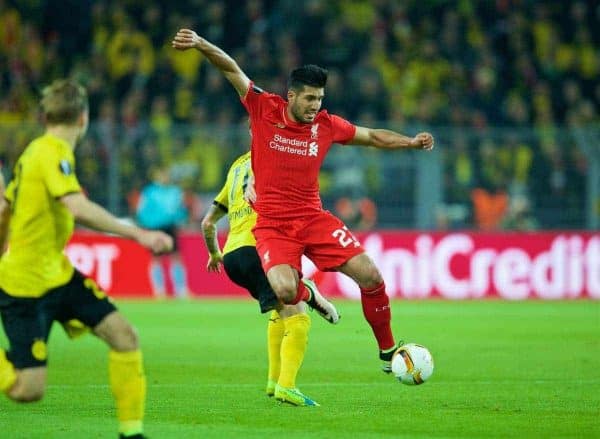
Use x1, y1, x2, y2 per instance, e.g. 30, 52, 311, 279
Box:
207, 252, 223, 273
410, 132, 434, 151
139, 230, 174, 255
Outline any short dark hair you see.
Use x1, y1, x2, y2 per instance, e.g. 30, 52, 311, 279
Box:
288, 64, 328, 91
41, 79, 88, 125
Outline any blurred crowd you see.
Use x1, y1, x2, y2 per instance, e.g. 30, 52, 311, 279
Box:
0, 0, 598, 229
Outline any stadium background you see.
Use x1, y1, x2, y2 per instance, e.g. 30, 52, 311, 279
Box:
1, 0, 599, 227
1, 0, 598, 299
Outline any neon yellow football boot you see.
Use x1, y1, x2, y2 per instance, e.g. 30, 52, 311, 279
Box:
274, 384, 320, 407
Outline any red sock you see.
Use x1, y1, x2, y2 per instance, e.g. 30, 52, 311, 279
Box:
360, 282, 395, 351
290, 280, 310, 305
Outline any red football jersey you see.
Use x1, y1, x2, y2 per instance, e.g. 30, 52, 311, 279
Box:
241, 82, 356, 219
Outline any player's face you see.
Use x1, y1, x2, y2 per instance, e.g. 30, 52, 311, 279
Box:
288, 86, 324, 124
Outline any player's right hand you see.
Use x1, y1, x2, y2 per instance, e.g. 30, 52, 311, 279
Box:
207, 252, 223, 273
139, 230, 174, 255
172, 29, 202, 50
410, 132, 435, 151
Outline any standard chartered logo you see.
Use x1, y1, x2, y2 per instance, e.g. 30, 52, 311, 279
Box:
268, 134, 318, 157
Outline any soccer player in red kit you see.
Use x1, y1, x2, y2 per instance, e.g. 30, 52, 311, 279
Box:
173, 29, 434, 373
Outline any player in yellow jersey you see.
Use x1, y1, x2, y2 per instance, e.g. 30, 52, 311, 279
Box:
201, 151, 339, 406
0, 79, 172, 439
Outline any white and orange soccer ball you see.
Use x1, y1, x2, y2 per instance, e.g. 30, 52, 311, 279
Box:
391, 343, 434, 385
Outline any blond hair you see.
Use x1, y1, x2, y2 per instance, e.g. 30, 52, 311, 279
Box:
40, 79, 88, 125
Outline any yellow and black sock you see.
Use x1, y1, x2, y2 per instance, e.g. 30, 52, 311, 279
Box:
278, 313, 311, 389
267, 310, 284, 383
109, 350, 146, 436
0, 348, 17, 394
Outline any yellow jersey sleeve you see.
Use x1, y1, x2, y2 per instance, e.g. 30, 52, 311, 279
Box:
42, 144, 81, 198
217, 152, 258, 255
213, 180, 229, 212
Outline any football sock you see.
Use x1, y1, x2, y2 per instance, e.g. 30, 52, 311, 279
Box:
170, 261, 188, 298
0, 348, 17, 393
267, 310, 284, 384
290, 280, 310, 305
278, 313, 311, 388
360, 282, 396, 351
150, 262, 165, 296
109, 350, 146, 436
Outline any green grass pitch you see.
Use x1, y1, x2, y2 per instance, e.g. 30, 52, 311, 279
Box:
1, 299, 598, 438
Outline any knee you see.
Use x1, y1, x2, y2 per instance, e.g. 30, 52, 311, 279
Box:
360, 266, 384, 290
111, 324, 140, 352
8, 381, 45, 403
12, 389, 44, 403
270, 278, 298, 303
279, 303, 304, 319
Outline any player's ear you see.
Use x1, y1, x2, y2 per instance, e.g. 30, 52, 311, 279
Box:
287, 89, 295, 102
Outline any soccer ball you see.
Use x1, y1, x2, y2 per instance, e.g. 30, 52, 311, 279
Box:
391, 343, 434, 385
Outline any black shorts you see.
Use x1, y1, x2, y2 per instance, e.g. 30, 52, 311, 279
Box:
158, 225, 178, 253
0, 270, 117, 368
222, 246, 279, 314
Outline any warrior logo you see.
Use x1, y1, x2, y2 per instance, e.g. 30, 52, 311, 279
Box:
309, 142, 319, 157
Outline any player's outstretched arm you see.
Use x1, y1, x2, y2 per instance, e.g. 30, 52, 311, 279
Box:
172, 28, 250, 97
60, 192, 173, 254
201, 205, 227, 272
351, 126, 434, 151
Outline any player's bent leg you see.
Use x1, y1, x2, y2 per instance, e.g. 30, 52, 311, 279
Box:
1, 342, 46, 402
337, 253, 397, 370
93, 312, 146, 439
266, 265, 306, 304
0, 348, 17, 394
266, 266, 340, 324
94, 311, 139, 351
338, 252, 383, 289
3, 365, 47, 403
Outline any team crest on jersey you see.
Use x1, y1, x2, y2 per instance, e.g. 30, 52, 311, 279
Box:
311, 123, 319, 139
59, 159, 72, 175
